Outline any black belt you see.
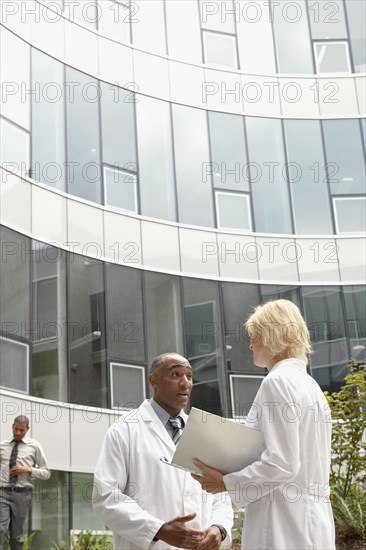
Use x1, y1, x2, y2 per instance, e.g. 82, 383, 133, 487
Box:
0, 486, 32, 493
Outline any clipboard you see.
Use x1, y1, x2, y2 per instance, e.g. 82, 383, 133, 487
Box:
165, 407, 264, 476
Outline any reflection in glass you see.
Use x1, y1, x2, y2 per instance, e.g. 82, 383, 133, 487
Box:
246, 117, 292, 234
110, 363, 146, 409
284, 120, 333, 234
229, 375, 264, 418
98, 0, 130, 42
66, 67, 101, 203
31, 49, 65, 190
105, 264, 145, 363
215, 192, 251, 231
172, 105, 214, 227
323, 119, 366, 195
343, 285, 366, 364
345, 0, 366, 72
203, 30, 238, 69
260, 285, 300, 306
0, 337, 28, 393
144, 272, 184, 371
103, 166, 137, 212
308, 0, 347, 39
0, 118, 30, 177
314, 42, 351, 73
333, 198, 366, 233
208, 112, 249, 191
136, 96, 176, 221
72, 472, 105, 530
68, 256, 107, 407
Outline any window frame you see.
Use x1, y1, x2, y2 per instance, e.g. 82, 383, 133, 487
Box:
215, 191, 252, 232
333, 196, 366, 233
313, 40, 352, 73
110, 361, 146, 410
0, 336, 30, 394
229, 374, 264, 419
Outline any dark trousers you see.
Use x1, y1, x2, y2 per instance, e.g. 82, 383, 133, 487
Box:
0, 489, 32, 550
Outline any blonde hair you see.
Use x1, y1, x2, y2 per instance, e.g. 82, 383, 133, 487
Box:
245, 299, 312, 364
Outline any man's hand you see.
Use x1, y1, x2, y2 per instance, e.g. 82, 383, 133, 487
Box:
154, 513, 205, 549
191, 460, 226, 494
9, 465, 32, 475
195, 526, 222, 550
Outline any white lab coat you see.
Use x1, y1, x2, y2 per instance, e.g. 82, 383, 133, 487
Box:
93, 400, 233, 550
224, 359, 336, 550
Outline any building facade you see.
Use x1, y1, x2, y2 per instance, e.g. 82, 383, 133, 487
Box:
0, 0, 365, 545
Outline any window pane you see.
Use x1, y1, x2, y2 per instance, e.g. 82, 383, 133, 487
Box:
70, 0, 98, 28
246, 117, 292, 234
68, 255, 107, 407
31, 49, 65, 190
345, 0, 366, 72
66, 67, 102, 203
208, 112, 249, 191
0, 227, 31, 339
32, 243, 68, 402
103, 167, 137, 212
173, 105, 214, 227
203, 31, 238, 69
230, 375, 264, 418
314, 42, 351, 73
216, 192, 251, 231
302, 286, 348, 392
221, 282, 260, 374
343, 285, 366, 363
260, 285, 300, 306
200, 0, 236, 33
144, 272, 184, 370
110, 363, 146, 408
334, 198, 366, 233
105, 264, 145, 363
72, 472, 106, 530
136, 96, 176, 221
284, 119, 333, 234
100, 82, 136, 169
183, 278, 224, 414
272, 0, 313, 73
98, 0, 130, 42
32, 472, 69, 548
131, 0, 166, 54
308, 0, 347, 39
0, 337, 28, 392
323, 119, 366, 194
0, 118, 30, 177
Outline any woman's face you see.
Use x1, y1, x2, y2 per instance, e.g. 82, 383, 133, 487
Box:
249, 336, 277, 370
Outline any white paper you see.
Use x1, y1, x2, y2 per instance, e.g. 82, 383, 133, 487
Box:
170, 407, 264, 476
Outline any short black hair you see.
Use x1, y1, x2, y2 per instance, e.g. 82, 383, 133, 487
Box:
149, 353, 184, 374
14, 415, 30, 426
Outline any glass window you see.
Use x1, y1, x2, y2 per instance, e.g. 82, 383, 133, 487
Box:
314, 41, 351, 73
69, 0, 98, 28
0, 337, 29, 393
302, 286, 348, 392
32, 471, 69, 548
183, 279, 224, 414
284, 119, 333, 234
221, 282, 260, 374
0, 227, 31, 340
172, 105, 215, 227
322, 119, 366, 195
343, 285, 366, 363
229, 375, 264, 418
32, 243, 68, 402
103, 166, 137, 212
136, 96, 176, 222
208, 112, 249, 191
144, 272, 184, 371
66, 67, 102, 203
333, 197, 366, 233
308, 0, 347, 39
31, 49, 65, 190
98, 0, 131, 42
110, 363, 146, 409
105, 264, 145, 363
245, 117, 293, 234
272, 0, 313, 73
0, 117, 30, 177
203, 30, 238, 69
200, 0, 236, 33
345, 0, 366, 72
130, 0, 167, 54
68, 255, 107, 407
72, 472, 105, 530
100, 82, 136, 169
215, 192, 251, 231
260, 285, 300, 306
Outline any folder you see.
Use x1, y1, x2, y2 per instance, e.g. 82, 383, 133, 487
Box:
167, 407, 264, 476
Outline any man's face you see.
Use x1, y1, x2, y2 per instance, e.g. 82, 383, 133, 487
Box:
12, 422, 29, 441
150, 354, 193, 417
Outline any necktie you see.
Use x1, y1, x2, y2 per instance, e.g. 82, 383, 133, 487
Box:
9, 441, 20, 485
168, 416, 184, 445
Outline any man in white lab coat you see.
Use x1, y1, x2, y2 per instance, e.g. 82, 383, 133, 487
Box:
93, 353, 233, 550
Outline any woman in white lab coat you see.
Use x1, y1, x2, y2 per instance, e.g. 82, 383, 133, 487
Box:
194, 299, 336, 550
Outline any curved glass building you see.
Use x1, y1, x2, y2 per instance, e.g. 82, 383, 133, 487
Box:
0, 0, 365, 544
